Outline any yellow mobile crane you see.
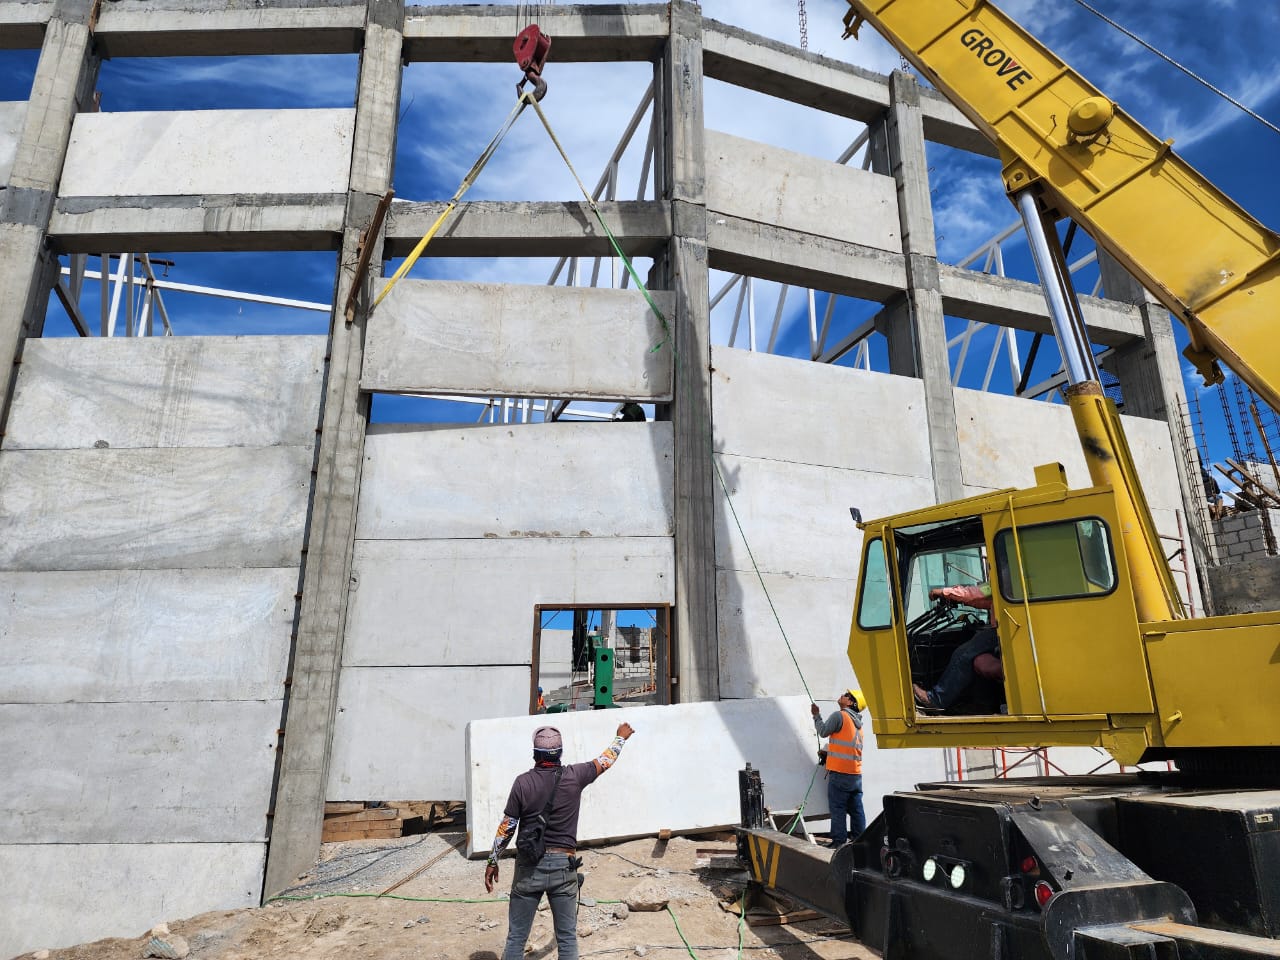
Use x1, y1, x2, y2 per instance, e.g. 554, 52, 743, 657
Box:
736, 3, 1280, 959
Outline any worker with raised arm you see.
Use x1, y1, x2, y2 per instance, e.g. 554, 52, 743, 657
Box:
810, 689, 866, 847
485, 722, 635, 960
913, 583, 998, 711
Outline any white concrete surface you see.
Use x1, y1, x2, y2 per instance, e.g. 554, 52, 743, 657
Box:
364, 280, 674, 400
0, 445, 312, 570
344, 537, 673, 667
465, 696, 949, 857
711, 347, 932, 476
0, 101, 24, 185
358, 422, 674, 540
59, 108, 355, 196
0, 567, 295, 702
4, 336, 326, 450
0, 842, 263, 957
0, 700, 280, 843
705, 130, 901, 253
328, 665, 532, 801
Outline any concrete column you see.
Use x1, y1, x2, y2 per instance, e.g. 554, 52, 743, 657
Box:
870, 71, 964, 503
1099, 251, 1220, 590
0, 0, 98, 437
659, 1, 717, 703
262, 0, 403, 897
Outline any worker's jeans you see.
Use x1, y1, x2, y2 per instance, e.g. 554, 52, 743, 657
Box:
827, 771, 865, 846
501, 852, 580, 960
929, 627, 999, 709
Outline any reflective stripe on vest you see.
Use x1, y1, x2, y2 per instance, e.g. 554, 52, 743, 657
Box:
826, 709, 863, 775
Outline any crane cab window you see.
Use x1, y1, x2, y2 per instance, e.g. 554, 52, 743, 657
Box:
856, 538, 893, 630
994, 518, 1116, 602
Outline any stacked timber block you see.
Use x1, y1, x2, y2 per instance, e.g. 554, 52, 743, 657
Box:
321, 803, 404, 842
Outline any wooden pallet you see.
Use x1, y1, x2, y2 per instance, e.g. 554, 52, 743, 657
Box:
322, 803, 404, 843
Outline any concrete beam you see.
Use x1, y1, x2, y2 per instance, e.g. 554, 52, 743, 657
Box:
938, 262, 1144, 346
402, 3, 668, 62
47, 194, 345, 252
93, 0, 365, 58
383, 200, 671, 259
708, 213, 907, 302
702, 19, 994, 157
0, 1, 50, 49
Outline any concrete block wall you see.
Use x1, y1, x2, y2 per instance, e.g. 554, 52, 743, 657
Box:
1213, 509, 1280, 562
0, 337, 324, 955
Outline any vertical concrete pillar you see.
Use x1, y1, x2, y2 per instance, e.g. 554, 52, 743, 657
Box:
1099, 252, 1220, 589
870, 71, 964, 503
262, 0, 403, 897
658, 1, 718, 702
0, 0, 98, 436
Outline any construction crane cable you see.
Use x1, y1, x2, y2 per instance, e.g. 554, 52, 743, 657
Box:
1067, 0, 1280, 137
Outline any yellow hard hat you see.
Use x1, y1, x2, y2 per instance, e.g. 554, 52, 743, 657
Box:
845, 688, 865, 711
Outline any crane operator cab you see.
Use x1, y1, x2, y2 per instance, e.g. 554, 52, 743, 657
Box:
847, 463, 1176, 764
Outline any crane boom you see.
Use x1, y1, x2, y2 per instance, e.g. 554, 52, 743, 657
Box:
843, 0, 1280, 411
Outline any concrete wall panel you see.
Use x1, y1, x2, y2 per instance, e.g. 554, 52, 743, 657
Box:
0, 842, 263, 957
0, 700, 280, 843
717, 570, 857, 700
0, 445, 312, 570
706, 130, 900, 253
711, 347, 931, 477
465, 697, 949, 857
364, 280, 674, 400
59, 109, 355, 197
358, 422, 674, 540
4, 336, 326, 450
345, 537, 673, 667
328, 665, 531, 801
0, 101, 24, 184
715, 453, 935, 579
0, 567, 295, 702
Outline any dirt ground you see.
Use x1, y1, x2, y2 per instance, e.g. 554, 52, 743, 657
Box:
20, 834, 879, 960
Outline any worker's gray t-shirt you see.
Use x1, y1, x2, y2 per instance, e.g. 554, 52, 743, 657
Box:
504, 760, 600, 852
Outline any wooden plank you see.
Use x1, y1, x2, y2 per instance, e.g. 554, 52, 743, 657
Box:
323, 808, 400, 825
324, 802, 365, 814
322, 825, 402, 843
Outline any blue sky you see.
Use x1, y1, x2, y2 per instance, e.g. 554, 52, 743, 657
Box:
1, 0, 1278, 464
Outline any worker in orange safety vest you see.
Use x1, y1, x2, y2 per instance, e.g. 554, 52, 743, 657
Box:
810, 688, 866, 847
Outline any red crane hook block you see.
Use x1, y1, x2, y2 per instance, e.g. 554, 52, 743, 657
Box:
513, 24, 552, 101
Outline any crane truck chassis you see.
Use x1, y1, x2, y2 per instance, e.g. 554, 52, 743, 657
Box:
735, 1, 1280, 958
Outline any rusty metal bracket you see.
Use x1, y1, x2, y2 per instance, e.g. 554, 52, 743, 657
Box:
343, 189, 394, 325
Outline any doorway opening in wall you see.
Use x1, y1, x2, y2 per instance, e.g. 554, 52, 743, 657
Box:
531, 604, 671, 714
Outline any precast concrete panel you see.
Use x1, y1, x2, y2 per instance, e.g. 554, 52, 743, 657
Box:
0, 842, 263, 957
358, 421, 674, 540
58, 109, 356, 197
327, 665, 531, 801
0, 445, 312, 570
705, 130, 901, 252
713, 453, 935, 579
344, 537, 673, 667
716, 569, 858, 700
0, 568, 296, 702
363, 280, 675, 400
710, 346, 931, 477
464, 697, 950, 857
0, 101, 24, 184
0, 700, 280, 843
4, 336, 326, 450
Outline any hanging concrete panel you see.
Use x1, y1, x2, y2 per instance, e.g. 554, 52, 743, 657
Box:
710, 347, 932, 477
0, 445, 312, 571
714, 453, 936, 580
717, 570, 859, 700
344, 537, 673, 667
0, 101, 24, 183
705, 130, 900, 253
0, 567, 295, 702
465, 697, 950, 857
58, 108, 355, 197
327, 665, 530, 801
363, 280, 674, 400
0, 700, 280, 843
0, 842, 263, 957
358, 421, 674, 540
5, 336, 326, 450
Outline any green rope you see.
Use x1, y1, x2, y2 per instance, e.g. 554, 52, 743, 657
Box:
267, 892, 507, 905
736, 888, 746, 959
781, 763, 821, 836
665, 903, 702, 959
